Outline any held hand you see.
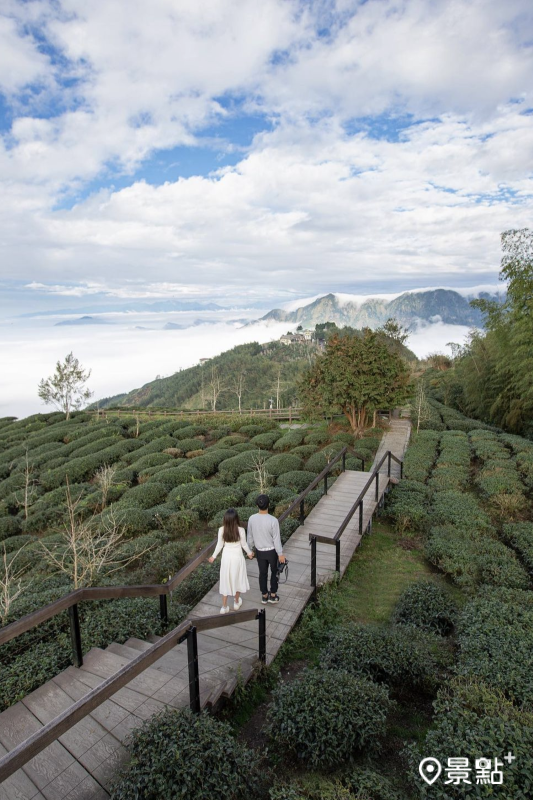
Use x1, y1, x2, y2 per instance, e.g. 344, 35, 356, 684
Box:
278, 555, 286, 563
247, 552, 254, 559
208, 557, 214, 563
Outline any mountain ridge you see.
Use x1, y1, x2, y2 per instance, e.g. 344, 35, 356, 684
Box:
256, 289, 504, 329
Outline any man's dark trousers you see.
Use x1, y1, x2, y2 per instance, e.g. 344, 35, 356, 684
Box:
257, 549, 278, 595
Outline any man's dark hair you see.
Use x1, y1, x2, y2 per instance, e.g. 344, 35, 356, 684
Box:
256, 494, 270, 511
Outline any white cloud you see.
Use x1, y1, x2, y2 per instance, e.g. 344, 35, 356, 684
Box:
0, 0, 531, 306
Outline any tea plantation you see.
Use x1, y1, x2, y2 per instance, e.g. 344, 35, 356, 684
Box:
0, 410, 379, 712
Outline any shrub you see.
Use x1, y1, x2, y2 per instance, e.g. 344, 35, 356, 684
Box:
188, 448, 234, 478
344, 769, 403, 800
161, 509, 201, 538
129, 453, 175, 471
238, 424, 269, 436
173, 424, 209, 438
402, 430, 439, 482
141, 541, 191, 582
387, 480, 430, 534
121, 436, 177, 464
321, 623, 437, 688
174, 561, 219, 605
406, 678, 533, 799
265, 453, 304, 477
168, 481, 211, 507
0, 516, 22, 540
118, 482, 168, 509
304, 430, 330, 446
280, 517, 299, 543
106, 506, 153, 537
277, 470, 318, 493
172, 437, 206, 454
145, 465, 202, 490
392, 581, 456, 635
214, 434, 248, 447
273, 431, 306, 451
41, 440, 141, 489
455, 587, 533, 705
503, 522, 533, 572
217, 450, 264, 482
290, 444, 318, 458
267, 668, 391, 768
110, 709, 260, 800
189, 486, 245, 520
228, 442, 257, 453
425, 524, 529, 592
251, 431, 282, 448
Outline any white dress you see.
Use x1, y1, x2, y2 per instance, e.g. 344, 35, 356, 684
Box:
212, 526, 252, 596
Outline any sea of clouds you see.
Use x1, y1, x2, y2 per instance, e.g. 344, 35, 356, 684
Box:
0, 311, 471, 419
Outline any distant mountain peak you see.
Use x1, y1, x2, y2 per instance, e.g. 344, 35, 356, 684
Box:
256, 288, 505, 330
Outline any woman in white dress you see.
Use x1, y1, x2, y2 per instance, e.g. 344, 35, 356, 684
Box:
208, 509, 254, 614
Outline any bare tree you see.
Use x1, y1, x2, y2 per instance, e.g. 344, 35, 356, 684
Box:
40, 481, 155, 589
251, 452, 272, 494
230, 369, 247, 413
13, 451, 39, 519
134, 414, 141, 438
38, 352, 93, 419
412, 381, 432, 433
207, 365, 226, 411
93, 464, 118, 509
0, 545, 29, 625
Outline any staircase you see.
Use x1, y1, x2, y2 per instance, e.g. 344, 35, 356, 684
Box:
0, 420, 411, 800
0, 635, 257, 800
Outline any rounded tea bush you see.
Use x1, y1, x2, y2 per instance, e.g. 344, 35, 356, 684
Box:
188, 486, 245, 520
277, 470, 319, 493
321, 623, 436, 688
110, 708, 260, 800
265, 453, 304, 477
392, 580, 456, 636
267, 668, 391, 769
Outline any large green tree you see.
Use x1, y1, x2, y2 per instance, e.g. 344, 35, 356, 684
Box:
433, 228, 533, 434
299, 329, 411, 435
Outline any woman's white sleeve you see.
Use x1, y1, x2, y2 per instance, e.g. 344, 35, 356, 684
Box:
240, 527, 252, 556
211, 528, 224, 559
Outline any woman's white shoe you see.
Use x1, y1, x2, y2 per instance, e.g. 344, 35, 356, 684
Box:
220, 606, 229, 614
233, 598, 243, 611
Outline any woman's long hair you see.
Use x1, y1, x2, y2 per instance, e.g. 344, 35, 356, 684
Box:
222, 508, 241, 542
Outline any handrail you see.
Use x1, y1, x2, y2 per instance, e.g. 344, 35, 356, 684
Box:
0, 445, 366, 649
308, 449, 403, 582
0, 539, 217, 648
0, 608, 261, 785
88, 406, 303, 418
0, 442, 369, 658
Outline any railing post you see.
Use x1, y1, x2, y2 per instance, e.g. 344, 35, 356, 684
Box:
342, 451, 346, 472
387, 451, 392, 477
335, 539, 341, 573
159, 594, 168, 624
310, 536, 317, 590
299, 498, 305, 526
324, 473, 328, 496
68, 604, 83, 668
187, 627, 201, 713
362, 458, 365, 472
375, 471, 379, 501
257, 609, 266, 664
400, 459, 403, 479
289, 406, 292, 424
359, 502, 363, 536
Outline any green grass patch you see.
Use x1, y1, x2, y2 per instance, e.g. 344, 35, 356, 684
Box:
335, 521, 432, 624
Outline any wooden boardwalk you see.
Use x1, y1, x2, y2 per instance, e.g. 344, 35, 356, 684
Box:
0, 421, 410, 800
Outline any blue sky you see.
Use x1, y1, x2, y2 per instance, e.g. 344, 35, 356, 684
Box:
0, 0, 532, 317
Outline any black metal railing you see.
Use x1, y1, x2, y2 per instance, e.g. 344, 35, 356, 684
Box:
309, 449, 403, 588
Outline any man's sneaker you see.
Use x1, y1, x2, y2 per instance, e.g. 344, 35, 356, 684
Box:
268, 594, 280, 604
261, 594, 269, 604
220, 606, 229, 614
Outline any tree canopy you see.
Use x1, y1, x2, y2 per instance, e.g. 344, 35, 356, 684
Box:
299, 329, 411, 434
429, 229, 533, 435
38, 352, 93, 420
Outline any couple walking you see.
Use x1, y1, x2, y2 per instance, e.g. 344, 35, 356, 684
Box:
208, 493, 286, 613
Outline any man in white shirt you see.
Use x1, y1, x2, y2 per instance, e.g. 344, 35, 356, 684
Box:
247, 494, 286, 604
